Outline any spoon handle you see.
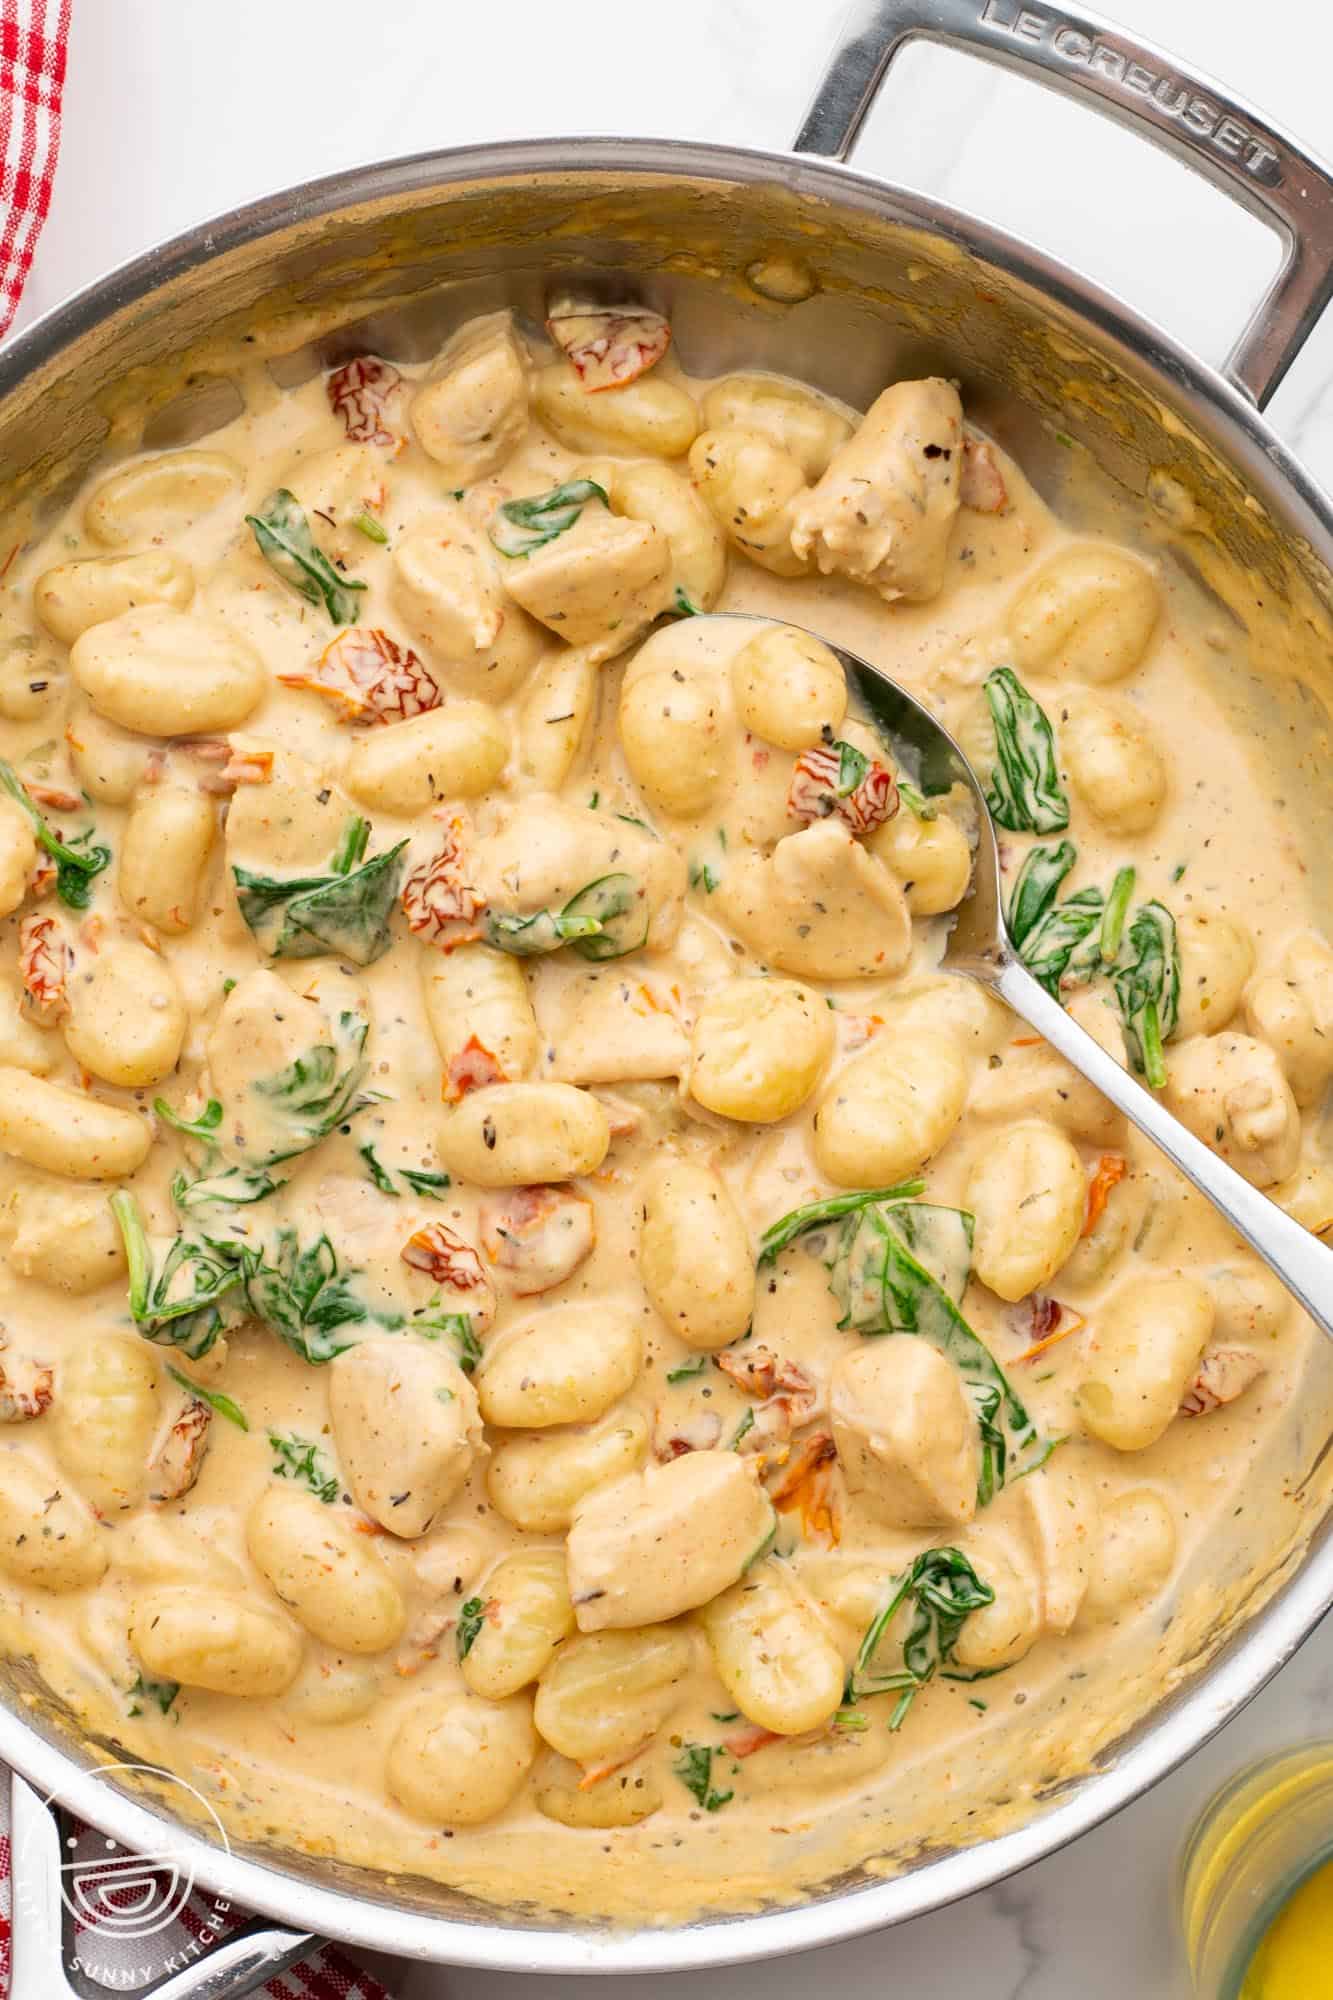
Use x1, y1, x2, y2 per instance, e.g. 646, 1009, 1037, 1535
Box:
990, 954, 1333, 1339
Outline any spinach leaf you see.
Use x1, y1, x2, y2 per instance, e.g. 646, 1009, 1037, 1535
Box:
982, 667, 1068, 833
330, 815, 370, 876
1006, 840, 1076, 949
672, 1743, 734, 1811
248, 1007, 374, 1166
155, 1097, 223, 1143
246, 488, 367, 624
829, 1201, 1049, 1503
762, 1189, 1051, 1507
233, 839, 406, 966
414, 1308, 482, 1374
757, 1183, 926, 1266
483, 906, 603, 957
896, 779, 939, 821
170, 1165, 282, 1212
268, 1430, 340, 1503
484, 872, 647, 962
671, 587, 701, 617
666, 1354, 709, 1384
400, 1166, 451, 1200
1017, 885, 1103, 998
238, 1230, 375, 1364
127, 1672, 180, 1718
359, 1142, 398, 1195
456, 1596, 487, 1659
1008, 853, 1180, 1085
1100, 864, 1136, 965
1110, 900, 1179, 1089
166, 1364, 249, 1431
110, 1191, 245, 1361
845, 1546, 999, 1723
488, 478, 608, 558
563, 873, 648, 961
0, 760, 111, 909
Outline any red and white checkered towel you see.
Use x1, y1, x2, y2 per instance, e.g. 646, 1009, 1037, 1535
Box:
0, 0, 67, 338
0, 6, 394, 1993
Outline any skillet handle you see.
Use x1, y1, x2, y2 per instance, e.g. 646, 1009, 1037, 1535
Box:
794, 0, 1333, 408
8, 1771, 316, 2000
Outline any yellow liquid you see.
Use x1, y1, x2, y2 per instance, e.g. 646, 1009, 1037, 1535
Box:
1242, 1857, 1333, 1998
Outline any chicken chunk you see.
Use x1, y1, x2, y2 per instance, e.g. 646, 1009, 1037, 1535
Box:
478, 794, 687, 956
714, 818, 911, 980
790, 377, 962, 603
497, 503, 671, 664
1166, 1032, 1301, 1188
409, 312, 530, 484
831, 1341, 978, 1529
392, 503, 544, 703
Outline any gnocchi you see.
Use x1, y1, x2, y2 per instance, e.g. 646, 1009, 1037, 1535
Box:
388, 1692, 538, 1826
0, 294, 1317, 1906
689, 976, 832, 1122
35, 550, 195, 645
247, 1485, 406, 1654
813, 1027, 968, 1185
342, 702, 509, 814
1079, 1276, 1214, 1451
477, 1302, 640, 1428
565, 1452, 776, 1629
698, 1564, 844, 1735
639, 1160, 753, 1349
70, 606, 266, 736
409, 312, 530, 482
118, 783, 216, 934
1008, 545, 1161, 684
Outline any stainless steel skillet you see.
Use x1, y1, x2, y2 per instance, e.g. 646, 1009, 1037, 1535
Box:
6, 1, 1333, 1989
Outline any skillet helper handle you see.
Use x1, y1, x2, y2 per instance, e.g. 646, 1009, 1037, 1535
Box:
794, 0, 1333, 409
8, 1770, 316, 2000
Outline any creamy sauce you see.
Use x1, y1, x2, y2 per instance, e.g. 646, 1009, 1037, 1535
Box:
0, 310, 1326, 1924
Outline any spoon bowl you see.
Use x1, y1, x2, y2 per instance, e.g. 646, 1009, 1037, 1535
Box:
701, 612, 1333, 1340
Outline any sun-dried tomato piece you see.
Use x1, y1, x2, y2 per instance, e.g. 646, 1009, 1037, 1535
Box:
787, 740, 898, 836
715, 1345, 821, 1429
402, 1223, 496, 1330
280, 628, 441, 726
403, 1221, 485, 1289
1180, 1345, 1266, 1417
24, 779, 82, 812
1011, 1296, 1087, 1366
545, 297, 671, 393
19, 912, 69, 1018
722, 1723, 781, 1760
960, 434, 1011, 514
1082, 1152, 1127, 1237
148, 1396, 212, 1505
401, 817, 485, 949
768, 1430, 839, 1544
0, 1336, 52, 1423
327, 356, 404, 446
442, 1034, 506, 1103
480, 1183, 595, 1294
27, 855, 57, 899
652, 1407, 723, 1461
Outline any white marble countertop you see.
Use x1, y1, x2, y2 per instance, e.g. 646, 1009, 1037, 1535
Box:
13, 2, 1333, 1994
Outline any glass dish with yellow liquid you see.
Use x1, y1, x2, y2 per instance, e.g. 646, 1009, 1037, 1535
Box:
1181, 1744, 1333, 1996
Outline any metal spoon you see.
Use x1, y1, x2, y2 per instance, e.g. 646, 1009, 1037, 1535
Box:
708, 614, 1333, 1338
